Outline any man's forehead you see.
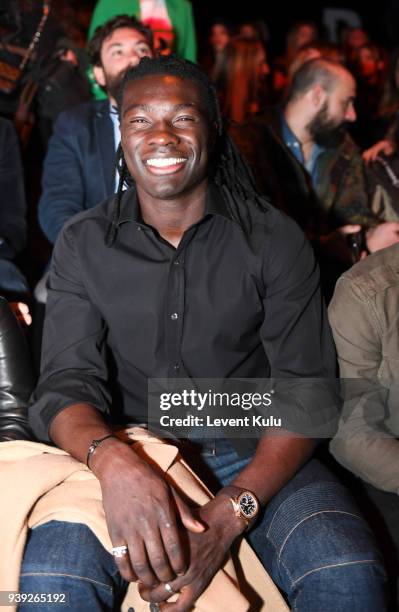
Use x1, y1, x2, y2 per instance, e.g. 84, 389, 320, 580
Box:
102, 27, 147, 49
338, 75, 356, 97
122, 75, 208, 109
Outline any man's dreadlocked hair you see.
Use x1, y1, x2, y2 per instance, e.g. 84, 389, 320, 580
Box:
106, 54, 271, 246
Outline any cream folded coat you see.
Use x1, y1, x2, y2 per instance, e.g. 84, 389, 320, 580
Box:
0, 427, 289, 612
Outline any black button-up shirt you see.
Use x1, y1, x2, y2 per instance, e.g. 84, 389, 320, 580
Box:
30, 183, 336, 447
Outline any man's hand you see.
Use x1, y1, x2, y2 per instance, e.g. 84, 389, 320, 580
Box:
10, 302, 31, 326
96, 444, 205, 588
366, 222, 399, 253
139, 494, 245, 611
362, 140, 395, 163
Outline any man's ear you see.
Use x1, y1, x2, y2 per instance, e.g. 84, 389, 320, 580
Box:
310, 84, 327, 110
93, 65, 106, 87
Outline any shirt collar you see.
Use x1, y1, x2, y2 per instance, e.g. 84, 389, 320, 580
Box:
116, 182, 240, 227
109, 102, 119, 116
280, 110, 325, 181
280, 111, 304, 163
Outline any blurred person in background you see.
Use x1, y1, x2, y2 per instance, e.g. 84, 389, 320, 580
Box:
238, 19, 269, 47
228, 58, 399, 299
271, 20, 318, 103
363, 48, 399, 163
214, 36, 270, 123
0, 0, 91, 148
349, 43, 387, 148
35, 15, 154, 304
199, 18, 233, 82
343, 27, 370, 65
0, 117, 29, 301
87, 0, 196, 100
89, 0, 195, 62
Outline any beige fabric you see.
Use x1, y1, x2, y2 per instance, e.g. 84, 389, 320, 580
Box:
0, 428, 289, 612
329, 243, 399, 493
370, 184, 399, 222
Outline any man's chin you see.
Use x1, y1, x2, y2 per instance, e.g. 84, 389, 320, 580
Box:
313, 128, 345, 148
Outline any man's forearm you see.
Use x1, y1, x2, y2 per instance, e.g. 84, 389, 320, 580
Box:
227, 434, 316, 505
49, 403, 134, 477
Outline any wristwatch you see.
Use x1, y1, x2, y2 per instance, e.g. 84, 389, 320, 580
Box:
229, 490, 259, 528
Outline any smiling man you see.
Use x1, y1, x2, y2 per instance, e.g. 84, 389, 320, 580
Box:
24, 56, 386, 611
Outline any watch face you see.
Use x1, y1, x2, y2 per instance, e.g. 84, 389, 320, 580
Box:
239, 492, 258, 518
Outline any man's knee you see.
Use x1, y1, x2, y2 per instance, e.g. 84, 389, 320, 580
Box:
263, 479, 386, 608
20, 521, 118, 590
266, 480, 382, 569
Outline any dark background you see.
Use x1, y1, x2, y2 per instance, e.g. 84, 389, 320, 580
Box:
192, 1, 399, 56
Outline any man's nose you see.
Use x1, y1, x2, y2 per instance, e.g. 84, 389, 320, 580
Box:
346, 103, 357, 122
148, 122, 180, 146
128, 53, 141, 68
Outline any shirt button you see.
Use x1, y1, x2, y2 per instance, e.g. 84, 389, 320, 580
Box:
137, 226, 142, 231
171, 313, 179, 320
173, 364, 180, 372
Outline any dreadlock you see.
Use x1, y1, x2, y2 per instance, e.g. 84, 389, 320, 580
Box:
106, 55, 271, 246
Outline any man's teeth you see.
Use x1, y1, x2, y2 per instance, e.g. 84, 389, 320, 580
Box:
146, 158, 186, 168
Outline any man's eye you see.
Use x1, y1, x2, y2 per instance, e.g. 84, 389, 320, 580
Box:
111, 49, 123, 57
175, 116, 196, 123
129, 118, 149, 125
137, 45, 151, 57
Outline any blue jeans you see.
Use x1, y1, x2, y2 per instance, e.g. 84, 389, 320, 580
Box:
20, 440, 386, 611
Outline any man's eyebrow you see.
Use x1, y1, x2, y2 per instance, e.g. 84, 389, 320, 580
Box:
105, 39, 148, 51
105, 42, 124, 51
174, 103, 198, 111
123, 102, 199, 117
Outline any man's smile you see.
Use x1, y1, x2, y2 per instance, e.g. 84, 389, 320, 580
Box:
143, 156, 188, 174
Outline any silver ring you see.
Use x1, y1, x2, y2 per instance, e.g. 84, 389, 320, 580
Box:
164, 582, 175, 594
111, 545, 128, 558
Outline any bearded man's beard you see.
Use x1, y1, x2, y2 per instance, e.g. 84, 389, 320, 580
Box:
105, 69, 129, 102
307, 101, 346, 148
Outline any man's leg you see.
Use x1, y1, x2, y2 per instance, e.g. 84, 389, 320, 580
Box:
19, 520, 128, 611
198, 439, 387, 612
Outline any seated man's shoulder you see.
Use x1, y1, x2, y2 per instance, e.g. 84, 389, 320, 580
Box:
334, 243, 399, 302
57, 191, 119, 243
337, 131, 361, 160
251, 203, 311, 260
259, 203, 306, 238
54, 99, 109, 131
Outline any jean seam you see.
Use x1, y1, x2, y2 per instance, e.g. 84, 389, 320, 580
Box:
291, 559, 381, 587
277, 510, 364, 561
249, 529, 295, 592
278, 552, 295, 586
20, 572, 113, 593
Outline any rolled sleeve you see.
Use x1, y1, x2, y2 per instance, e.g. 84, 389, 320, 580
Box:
29, 224, 111, 441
